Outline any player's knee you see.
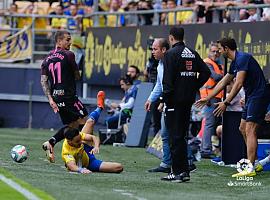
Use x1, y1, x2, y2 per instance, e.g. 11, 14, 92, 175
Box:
85, 118, 95, 126
239, 125, 245, 135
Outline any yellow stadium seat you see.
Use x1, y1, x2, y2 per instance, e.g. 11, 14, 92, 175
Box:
36, 2, 50, 14
15, 1, 31, 13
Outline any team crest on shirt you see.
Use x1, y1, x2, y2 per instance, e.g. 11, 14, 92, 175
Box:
186, 61, 193, 70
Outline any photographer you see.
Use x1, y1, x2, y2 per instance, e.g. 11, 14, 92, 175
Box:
145, 38, 161, 136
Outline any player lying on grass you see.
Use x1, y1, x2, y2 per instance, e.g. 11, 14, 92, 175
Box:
61, 92, 123, 174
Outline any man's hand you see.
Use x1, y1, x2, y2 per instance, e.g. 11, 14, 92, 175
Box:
240, 97, 245, 107
213, 102, 227, 117
194, 98, 209, 109
145, 100, 151, 111
110, 102, 119, 109
79, 168, 92, 174
90, 147, 99, 154
157, 103, 164, 112
49, 99, 59, 113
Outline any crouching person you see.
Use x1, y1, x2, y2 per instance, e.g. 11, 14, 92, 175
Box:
62, 107, 123, 174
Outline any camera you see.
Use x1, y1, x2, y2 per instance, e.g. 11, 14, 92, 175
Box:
147, 38, 155, 50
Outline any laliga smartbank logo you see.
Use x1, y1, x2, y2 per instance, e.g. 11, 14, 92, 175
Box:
227, 159, 262, 187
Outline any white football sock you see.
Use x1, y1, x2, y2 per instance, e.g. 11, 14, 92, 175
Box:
259, 156, 270, 166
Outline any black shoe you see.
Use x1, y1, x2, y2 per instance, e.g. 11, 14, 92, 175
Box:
172, 172, 190, 183
161, 172, 176, 181
148, 166, 171, 173
189, 164, 197, 173
161, 172, 190, 183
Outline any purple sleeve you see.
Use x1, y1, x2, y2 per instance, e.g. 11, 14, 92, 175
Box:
41, 59, 48, 75
66, 51, 79, 72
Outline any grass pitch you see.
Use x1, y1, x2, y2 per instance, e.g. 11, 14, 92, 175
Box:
0, 128, 270, 200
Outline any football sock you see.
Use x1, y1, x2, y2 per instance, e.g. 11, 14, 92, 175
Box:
49, 125, 67, 147
88, 107, 102, 123
259, 156, 270, 166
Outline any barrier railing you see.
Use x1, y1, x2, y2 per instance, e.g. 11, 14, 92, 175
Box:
0, 4, 270, 63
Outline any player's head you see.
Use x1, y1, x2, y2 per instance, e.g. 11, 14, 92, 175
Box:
127, 65, 140, 80
64, 128, 82, 148
152, 38, 170, 60
55, 31, 71, 50
169, 26, 184, 45
217, 38, 237, 58
208, 42, 220, 62
119, 75, 133, 91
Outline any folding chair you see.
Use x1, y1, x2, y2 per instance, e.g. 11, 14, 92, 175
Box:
98, 109, 130, 145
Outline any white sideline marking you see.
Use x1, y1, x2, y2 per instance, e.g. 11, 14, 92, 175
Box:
113, 189, 147, 200
0, 174, 40, 200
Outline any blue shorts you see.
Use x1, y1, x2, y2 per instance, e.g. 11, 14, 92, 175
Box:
242, 97, 269, 124
83, 144, 103, 172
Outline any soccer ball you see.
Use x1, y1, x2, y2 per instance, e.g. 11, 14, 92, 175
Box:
10, 145, 28, 163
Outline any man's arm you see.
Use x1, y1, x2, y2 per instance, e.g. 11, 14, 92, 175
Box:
40, 75, 59, 113
67, 51, 81, 80
224, 71, 246, 104
213, 71, 245, 116
195, 73, 234, 108
145, 67, 162, 111
207, 73, 234, 100
84, 134, 100, 154
162, 52, 176, 104
66, 160, 92, 174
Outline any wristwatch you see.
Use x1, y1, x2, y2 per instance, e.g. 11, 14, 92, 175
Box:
223, 101, 231, 106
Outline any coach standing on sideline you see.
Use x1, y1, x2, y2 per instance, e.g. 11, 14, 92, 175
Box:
161, 26, 210, 182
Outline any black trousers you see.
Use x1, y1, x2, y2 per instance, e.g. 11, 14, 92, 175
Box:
165, 102, 193, 174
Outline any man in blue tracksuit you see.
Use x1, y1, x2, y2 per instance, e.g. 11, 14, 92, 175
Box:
195, 37, 270, 177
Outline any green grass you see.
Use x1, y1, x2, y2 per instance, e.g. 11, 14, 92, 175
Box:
0, 179, 26, 200
0, 128, 270, 200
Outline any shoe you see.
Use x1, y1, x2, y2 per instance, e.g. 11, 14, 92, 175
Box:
148, 166, 171, 173
171, 172, 190, 183
231, 169, 256, 178
161, 172, 190, 183
97, 91, 105, 109
42, 141, 55, 163
211, 157, 222, 164
255, 163, 263, 173
161, 172, 176, 181
189, 164, 197, 173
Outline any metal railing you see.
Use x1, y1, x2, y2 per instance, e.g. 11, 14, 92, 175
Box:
0, 3, 270, 62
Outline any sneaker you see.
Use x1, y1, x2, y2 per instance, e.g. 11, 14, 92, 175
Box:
161, 172, 190, 182
211, 157, 222, 164
161, 172, 176, 181
189, 164, 197, 173
231, 169, 256, 178
171, 172, 190, 183
255, 163, 263, 173
42, 141, 55, 163
97, 91, 105, 109
148, 166, 171, 173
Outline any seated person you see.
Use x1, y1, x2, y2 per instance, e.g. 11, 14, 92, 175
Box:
106, 75, 138, 129
62, 91, 123, 174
